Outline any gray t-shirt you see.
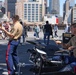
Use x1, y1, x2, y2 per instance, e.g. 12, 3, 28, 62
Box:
67, 36, 76, 57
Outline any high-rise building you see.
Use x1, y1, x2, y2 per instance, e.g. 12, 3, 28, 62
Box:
44, 0, 47, 14
0, 1, 2, 8
5, 0, 17, 18
48, 0, 52, 13
16, 0, 45, 23
69, 0, 75, 8
63, 0, 70, 24
49, 0, 60, 15
65, 0, 70, 13
63, 0, 75, 24
71, 5, 76, 23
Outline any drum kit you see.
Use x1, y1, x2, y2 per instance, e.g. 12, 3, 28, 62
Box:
18, 40, 76, 75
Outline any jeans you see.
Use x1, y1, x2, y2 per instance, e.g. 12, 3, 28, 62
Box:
67, 56, 76, 63
54, 31, 58, 37
44, 33, 50, 45
6, 40, 20, 75
20, 35, 25, 44
52, 55, 76, 64
36, 32, 39, 38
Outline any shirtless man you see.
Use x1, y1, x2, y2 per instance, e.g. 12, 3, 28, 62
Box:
0, 15, 23, 75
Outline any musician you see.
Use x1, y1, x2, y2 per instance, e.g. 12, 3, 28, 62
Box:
0, 15, 23, 75
56, 23, 76, 63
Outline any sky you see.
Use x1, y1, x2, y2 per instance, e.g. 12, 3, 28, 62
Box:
0, 0, 4, 2
47, 0, 67, 16
60, 0, 66, 16
60, 0, 76, 16
48, 0, 76, 16
0, 0, 76, 16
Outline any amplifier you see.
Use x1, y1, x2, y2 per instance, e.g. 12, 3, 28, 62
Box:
62, 33, 73, 44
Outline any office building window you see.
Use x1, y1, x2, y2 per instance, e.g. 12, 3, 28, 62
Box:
28, 16, 31, 21
36, 10, 38, 13
28, 4, 31, 8
40, 4, 42, 7
32, 4, 35, 8
32, 10, 34, 13
36, 4, 38, 8
28, 13, 31, 15
28, 9, 31, 13
24, 15, 27, 19
36, 16, 38, 21
36, 13, 38, 15
32, 8, 34, 11
24, 10, 27, 14
32, 13, 34, 15
24, 4, 27, 8
32, 16, 34, 20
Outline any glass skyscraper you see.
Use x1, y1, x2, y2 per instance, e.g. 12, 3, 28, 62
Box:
49, 0, 60, 15
5, 0, 17, 17
69, 0, 75, 8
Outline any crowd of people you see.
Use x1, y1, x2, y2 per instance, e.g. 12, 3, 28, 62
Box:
0, 20, 72, 45
0, 20, 28, 44
0, 14, 76, 75
0, 21, 11, 39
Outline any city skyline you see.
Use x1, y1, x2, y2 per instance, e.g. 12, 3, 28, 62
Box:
48, 0, 60, 15
0, 0, 76, 16
60, 0, 76, 16
47, 0, 76, 16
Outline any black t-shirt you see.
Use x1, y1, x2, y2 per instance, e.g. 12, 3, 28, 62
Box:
43, 24, 52, 35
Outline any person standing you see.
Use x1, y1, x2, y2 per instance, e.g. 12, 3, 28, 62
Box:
24, 25, 28, 37
54, 24, 58, 37
19, 21, 26, 45
0, 22, 5, 39
0, 15, 23, 75
34, 25, 40, 39
36, 25, 40, 39
64, 24, 70, 33
43, 21, 52, 45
